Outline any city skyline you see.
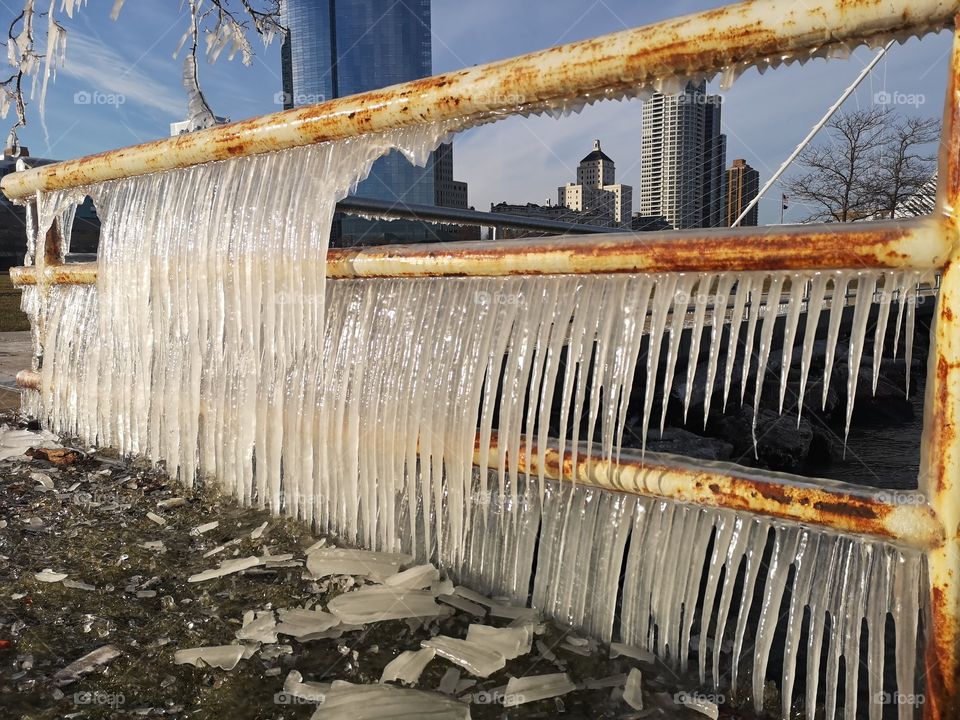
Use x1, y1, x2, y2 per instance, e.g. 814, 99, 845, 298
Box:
5, 0, 950, 226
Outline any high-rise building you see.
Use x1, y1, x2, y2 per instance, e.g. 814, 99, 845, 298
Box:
558, 140, 632, 227
639, 82, 727, 229
725, 158, 760, 226
434, 143, 469, 209
280, 0, 435, 206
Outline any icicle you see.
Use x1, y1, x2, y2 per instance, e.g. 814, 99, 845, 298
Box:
778, 274, 807, 414
822, 272, 852, 410
904, 274, 921, 398
660, 275, 696, 434
701, 274, 734, 428
683, 274, 712, 424
797, 274, 828, 424
844, 273, 878, 443
750, 275, 785, 453
738, 275, 762, 406
640, 276, 678, 451
872, 272, 895, 394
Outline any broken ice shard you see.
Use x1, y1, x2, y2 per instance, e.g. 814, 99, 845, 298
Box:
306, 548, 412, 582
380, 647, 436, 685
327, 586, 445, 624
421, 635, 506, 678
502, 672, 576, 707
173, 645, 245, 670
309, 681, 469, 719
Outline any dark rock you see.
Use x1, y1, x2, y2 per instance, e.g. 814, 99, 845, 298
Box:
641, 426, 734, 462
850, 372, 915, 426
711, 405, 814, 473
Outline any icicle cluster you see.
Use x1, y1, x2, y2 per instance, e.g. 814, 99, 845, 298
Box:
397, 466, 925, 720
29, 271, 930, 548
18, 132, 934, 720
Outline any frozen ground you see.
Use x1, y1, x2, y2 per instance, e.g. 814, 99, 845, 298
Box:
0, 413, 756, 720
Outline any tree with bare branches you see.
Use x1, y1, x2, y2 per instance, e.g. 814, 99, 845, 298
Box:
0, 0, 283, 152
784, 107, 940, 222
868, 115, 940, 218
783, 107, 891, 223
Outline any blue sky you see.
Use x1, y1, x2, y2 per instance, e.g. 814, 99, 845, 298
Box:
6, 0, 953, 224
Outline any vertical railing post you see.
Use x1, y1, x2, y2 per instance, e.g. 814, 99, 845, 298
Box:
922, 18, 960, 720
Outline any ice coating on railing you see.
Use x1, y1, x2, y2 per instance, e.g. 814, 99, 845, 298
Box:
28, 267, 932, 534
18, 134, 935, 717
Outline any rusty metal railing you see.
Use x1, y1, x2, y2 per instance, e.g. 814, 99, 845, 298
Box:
4, 1, 960, 717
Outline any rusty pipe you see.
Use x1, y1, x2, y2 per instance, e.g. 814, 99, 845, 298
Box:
2, 0, 956, 200
921, 17, 960, 720
14, 365, 943, 550
7, 216, 953, 287
476, 433, 944, 550
15, 370, 40, 391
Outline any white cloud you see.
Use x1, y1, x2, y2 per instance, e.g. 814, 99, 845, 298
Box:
60, 31, 184, 115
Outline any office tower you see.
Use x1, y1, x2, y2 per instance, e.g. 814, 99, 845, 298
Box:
434, 142, 469, 209
639, 82, 727, 229
725, 158, 760, 226
280, 0, 435, 206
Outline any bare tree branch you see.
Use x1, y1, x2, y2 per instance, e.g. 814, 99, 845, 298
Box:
867, 116, 939, 218
784, 108, 939, 222
1, 0, 285, 153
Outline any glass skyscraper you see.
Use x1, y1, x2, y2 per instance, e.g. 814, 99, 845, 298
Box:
280, 0, 435, 207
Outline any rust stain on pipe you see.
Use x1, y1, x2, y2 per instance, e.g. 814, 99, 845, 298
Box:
921, 17, 960, 719
15, 370, 40, 391
6, 216, 952, 287
2, 0, 956, 200
476, 433, 945, 551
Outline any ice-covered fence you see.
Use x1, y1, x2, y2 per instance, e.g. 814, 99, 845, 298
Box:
5, 1, 960, 718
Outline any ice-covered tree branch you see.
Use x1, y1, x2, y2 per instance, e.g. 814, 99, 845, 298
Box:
0, 0, 284, 153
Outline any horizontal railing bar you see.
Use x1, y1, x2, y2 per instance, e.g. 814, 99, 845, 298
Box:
336, 196, 619, 234
16, 370, 39, 391
9, 216, 952, 286
2, 0, 954, 200
325, 216, 951, 277
17, 363, 941, 548
477, 433, 945, 550
12, 262, 97, 285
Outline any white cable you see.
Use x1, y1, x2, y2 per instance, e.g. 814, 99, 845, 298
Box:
731, 40, 895, 227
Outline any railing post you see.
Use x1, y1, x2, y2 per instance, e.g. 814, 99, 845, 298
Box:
922, 18, 960, 720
